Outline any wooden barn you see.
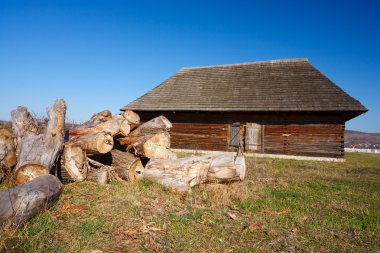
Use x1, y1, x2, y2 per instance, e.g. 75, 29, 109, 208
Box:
121, 58, 367, 160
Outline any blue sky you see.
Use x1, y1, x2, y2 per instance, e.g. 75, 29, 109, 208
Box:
0, 0, 379, 132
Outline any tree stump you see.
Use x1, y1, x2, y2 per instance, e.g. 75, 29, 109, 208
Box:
11, 99, 66, 184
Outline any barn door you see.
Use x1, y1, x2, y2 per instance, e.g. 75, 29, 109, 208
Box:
245, 123, 262, 151
230, 122, 240, 148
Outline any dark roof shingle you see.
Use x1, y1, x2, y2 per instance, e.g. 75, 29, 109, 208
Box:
122, 58, 367, 112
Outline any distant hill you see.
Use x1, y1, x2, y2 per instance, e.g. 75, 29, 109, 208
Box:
345, 130, 380, 148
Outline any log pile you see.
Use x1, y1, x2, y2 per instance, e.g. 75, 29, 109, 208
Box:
0, 99, 247, 226
59, 110, 163, 183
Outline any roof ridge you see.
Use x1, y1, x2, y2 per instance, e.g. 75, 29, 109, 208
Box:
181, 58, 309, 70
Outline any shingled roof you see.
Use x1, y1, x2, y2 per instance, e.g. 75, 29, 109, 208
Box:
122, 58, 367, 112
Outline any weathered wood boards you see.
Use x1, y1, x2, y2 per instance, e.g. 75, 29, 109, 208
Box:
160, 121, 345, 158
11, 99, 66, 184
170, 123, 229, 151
245, 123, 262, 151
263, 124, 344, 158
140, 153, 246, 192
0, 174, 63, 226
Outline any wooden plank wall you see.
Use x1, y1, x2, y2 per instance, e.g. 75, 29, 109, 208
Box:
262, 124, 345, 158
170, 123, 230, 151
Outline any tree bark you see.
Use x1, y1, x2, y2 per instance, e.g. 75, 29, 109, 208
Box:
140, 153, 246, 193
0, 128, 17, 181
11, 99, 66, 184
69, 131, 113, 155
60, 144, 85, 181
0, 174, 63, 226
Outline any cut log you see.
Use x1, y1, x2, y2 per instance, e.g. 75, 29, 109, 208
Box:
11, 99, 66, 184
0, 128, 17, 181
108, 149, 144, 181
122, 110, 140, 124
0, 174, 63, 226
234, 156, 247, 180
118, 116, 172, 159
119, 120, 131, 136
119, 116, 172, 146
130, 132, 171, 159
60, 145, 85, 181
69, 131, 113, 155
84, 157, 111, 184
70, 114, 130, 138
140, 153, 246, 193
74, 110, 112, 130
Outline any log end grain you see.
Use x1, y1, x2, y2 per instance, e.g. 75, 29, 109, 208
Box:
128, 159, 144, 182
15, 163, 49, 184
119, 120, 131, 136
122, 110, 140, 124
96, 132, 114, 154
142, 132, 170, 159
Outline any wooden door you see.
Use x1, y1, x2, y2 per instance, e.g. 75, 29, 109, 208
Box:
230, 123, 240, 148
245, 123, 262, 151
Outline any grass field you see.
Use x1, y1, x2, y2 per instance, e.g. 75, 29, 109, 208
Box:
1, 152, 379, 252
